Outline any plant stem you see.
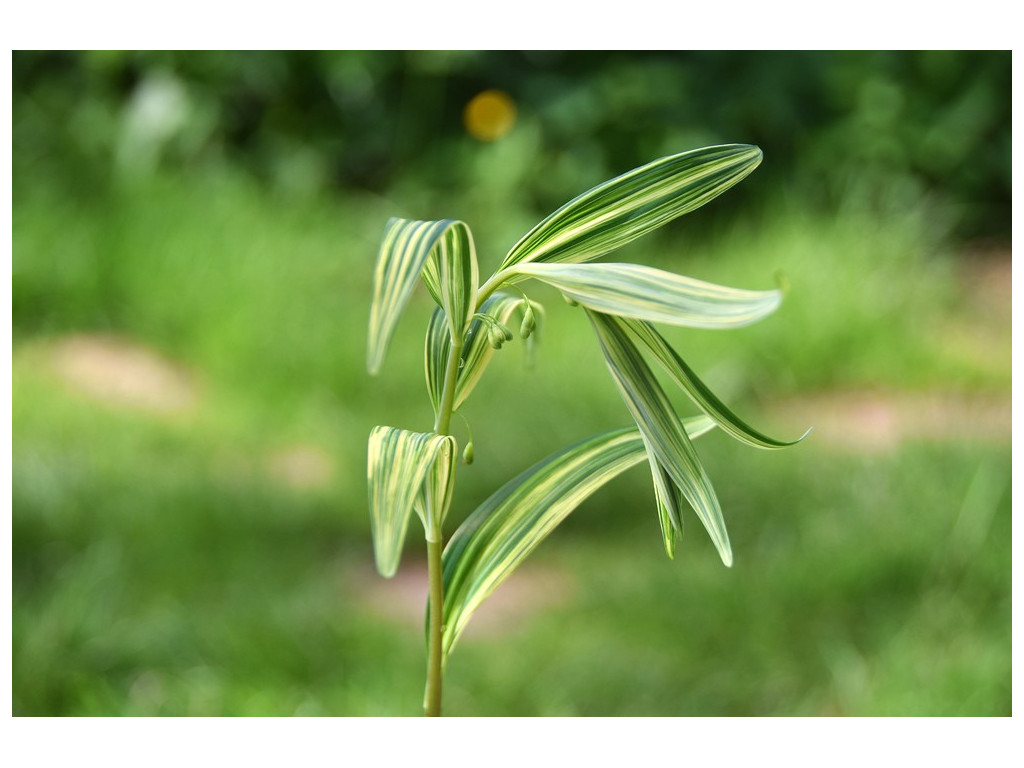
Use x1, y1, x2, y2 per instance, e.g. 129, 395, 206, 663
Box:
425, 537, 444, 717
475, 271, 514, 310
425, 337, 463, 716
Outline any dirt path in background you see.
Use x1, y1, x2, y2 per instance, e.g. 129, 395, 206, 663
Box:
44, 334, 199, 413
767, 389, 1010, 453
768, 249, 1010, 453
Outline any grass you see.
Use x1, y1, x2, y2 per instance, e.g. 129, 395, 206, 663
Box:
12, 169, 1010, 715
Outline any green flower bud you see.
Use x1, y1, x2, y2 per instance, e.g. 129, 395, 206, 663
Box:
487, 325, 505, 349
520, 305, 536, 339
462, 441, 474, 465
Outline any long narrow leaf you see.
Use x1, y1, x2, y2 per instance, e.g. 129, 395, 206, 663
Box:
441, 418, 715, 662
367, 218, 476, 375
587, 311, 732, 566
621, 317, 811, 449
511, 262, 781, 329
499, 144, 762, 271
642, 432, 684, 559
367, 426, 457, 577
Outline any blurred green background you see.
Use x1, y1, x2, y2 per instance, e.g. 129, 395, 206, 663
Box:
12, 51, 1011, 716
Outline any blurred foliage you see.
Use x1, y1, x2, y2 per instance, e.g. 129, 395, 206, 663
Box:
12, 50, 1011, 716
13, 50, 1011, 240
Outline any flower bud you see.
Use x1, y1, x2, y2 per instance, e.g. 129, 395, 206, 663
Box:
520, 305, 536, 339
487, 325, 505, 349
462, 441, 474, 465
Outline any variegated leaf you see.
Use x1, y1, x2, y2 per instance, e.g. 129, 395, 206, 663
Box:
440, 417, 715, 662
587, 311, 732, 566
424, 307, 448, 415
414, 437, 457, 544
367, 426, 457, 577
420, 221, 479, 342
498, 144, 762, 272
621, 317, 811, 449
367, 218, 478, 375
642, 431, 684, 559
510, 262, 781, 329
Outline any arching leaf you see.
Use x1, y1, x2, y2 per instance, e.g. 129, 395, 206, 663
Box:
621, 317, 811, 449
367, 426, 457, 577
368, 218, 478, 375
498, 144, 762, 272
511, 262, 781, 329
421, 221, 479, 342
441, 417, 715, 662
587, 311, 732, 567
642, 431, 685, 559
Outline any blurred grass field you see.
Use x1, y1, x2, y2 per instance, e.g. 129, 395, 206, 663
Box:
12, 161, 1010, 715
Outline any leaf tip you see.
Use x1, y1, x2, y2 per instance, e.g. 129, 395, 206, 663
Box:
374, 557, 398, 579
739, 143, 763, 167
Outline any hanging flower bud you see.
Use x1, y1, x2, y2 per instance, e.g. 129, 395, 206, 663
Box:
462, 441, 474, 465
487, 325, 505, 349
520, 304, 536, 339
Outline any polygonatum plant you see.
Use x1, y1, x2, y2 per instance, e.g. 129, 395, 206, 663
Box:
366, 144, 808, 716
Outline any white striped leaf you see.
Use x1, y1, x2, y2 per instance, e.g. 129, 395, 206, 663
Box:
413, 438, 457, 545
367, 217, 478, 375
510, 262, 781, 329
421, 220, 479, 342
440, 418, 715, 662
498, 144, 762, 272
367, 426, 457, 577
588, 311, 733, 566
424, 306, 447, 415
642, 431, 685, 559
424, 293, 537, 416
620, 317, 811, 449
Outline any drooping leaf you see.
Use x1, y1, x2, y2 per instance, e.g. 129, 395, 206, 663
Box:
367, 218, 478, 375
621, 317, 811, 449
642, 432, 685, 559
587, 311, 732, 566
424, 307, 448, 415
413, 437, 457, 545
498, 144, 762, 272
510, 262, 781, 329
420, 221, 479, 342
424, 293, 538, 416
367, 426, 457, 577
441, 417, 715, 662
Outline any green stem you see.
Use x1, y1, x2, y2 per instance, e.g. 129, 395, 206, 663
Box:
425, 537, 444, 717
475, 270, 515, 310
425, 336, 463, 716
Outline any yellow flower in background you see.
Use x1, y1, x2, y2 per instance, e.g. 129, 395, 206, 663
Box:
463, 89, 516, 142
